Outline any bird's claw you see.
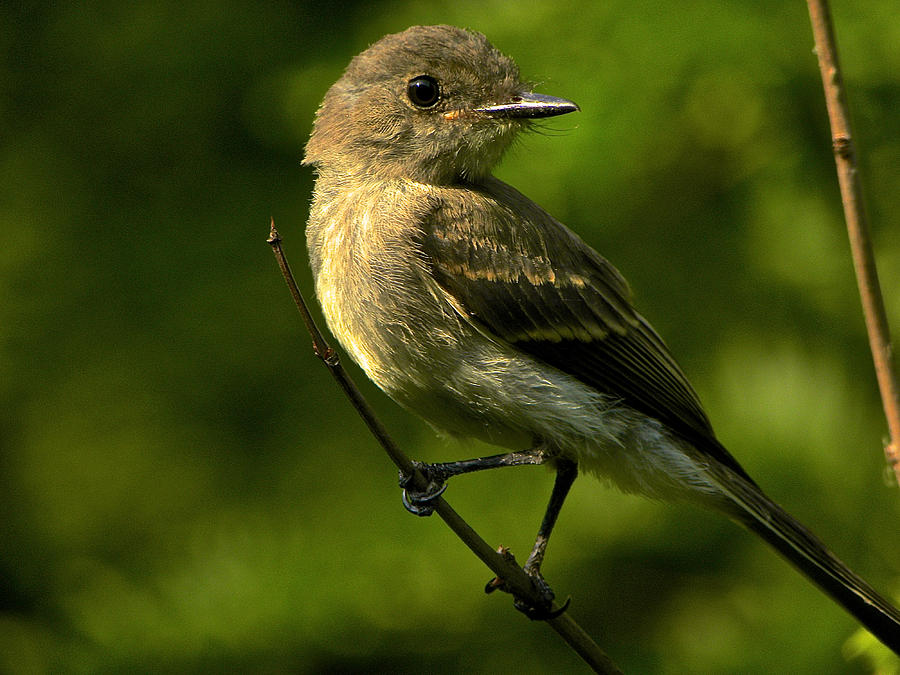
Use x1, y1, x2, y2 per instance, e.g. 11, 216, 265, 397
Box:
513, 580, 571, 620
485, 558, 569, 621
516, 594, 571, 621
398, 462, 447, 516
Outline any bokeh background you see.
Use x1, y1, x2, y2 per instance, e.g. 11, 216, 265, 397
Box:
3, 1, 899, 672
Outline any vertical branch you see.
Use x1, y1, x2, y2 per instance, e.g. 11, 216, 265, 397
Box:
806, 0, 900, 483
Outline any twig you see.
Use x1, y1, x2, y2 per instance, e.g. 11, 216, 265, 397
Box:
267, 220, 622, 674
806, 0, 900, 484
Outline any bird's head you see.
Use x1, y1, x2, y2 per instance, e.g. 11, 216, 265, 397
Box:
303, 25, 578, 184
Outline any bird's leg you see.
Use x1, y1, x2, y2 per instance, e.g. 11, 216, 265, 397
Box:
487, 458, 578, 619
399, 447, 548, 516
524, 457, 577, 579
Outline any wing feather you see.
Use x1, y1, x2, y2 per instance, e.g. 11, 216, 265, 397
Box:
423, 177, 751, 479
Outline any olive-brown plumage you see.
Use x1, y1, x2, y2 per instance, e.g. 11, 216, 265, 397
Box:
304, 25, 900, 650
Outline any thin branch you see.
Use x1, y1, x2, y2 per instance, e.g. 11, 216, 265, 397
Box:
267, 220, 622, 675
806, 0, 900, 483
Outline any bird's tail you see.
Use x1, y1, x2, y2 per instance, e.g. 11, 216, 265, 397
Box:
710, 461, 900, 653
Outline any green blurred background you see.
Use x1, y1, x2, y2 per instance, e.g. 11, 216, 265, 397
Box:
3, 1, 899, 672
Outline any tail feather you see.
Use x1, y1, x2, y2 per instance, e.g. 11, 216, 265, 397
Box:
709, 462, 900, 653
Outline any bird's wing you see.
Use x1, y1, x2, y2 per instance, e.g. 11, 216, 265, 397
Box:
423, 178, 750, 478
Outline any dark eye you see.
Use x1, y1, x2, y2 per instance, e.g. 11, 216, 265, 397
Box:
407, 75, 440, 108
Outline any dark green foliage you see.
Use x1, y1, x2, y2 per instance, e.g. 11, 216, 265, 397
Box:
1, 1, 898, 672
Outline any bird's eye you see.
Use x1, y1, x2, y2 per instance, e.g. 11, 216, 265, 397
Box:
407, 75, 440, 108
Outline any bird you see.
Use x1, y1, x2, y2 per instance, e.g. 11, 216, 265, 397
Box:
302, 24, 900, 651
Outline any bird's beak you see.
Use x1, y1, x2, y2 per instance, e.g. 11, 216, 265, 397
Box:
473, 92, 579, 119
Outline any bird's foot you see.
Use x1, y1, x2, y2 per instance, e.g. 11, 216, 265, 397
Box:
485, 550, 570, 621
398, 461, 447, 517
